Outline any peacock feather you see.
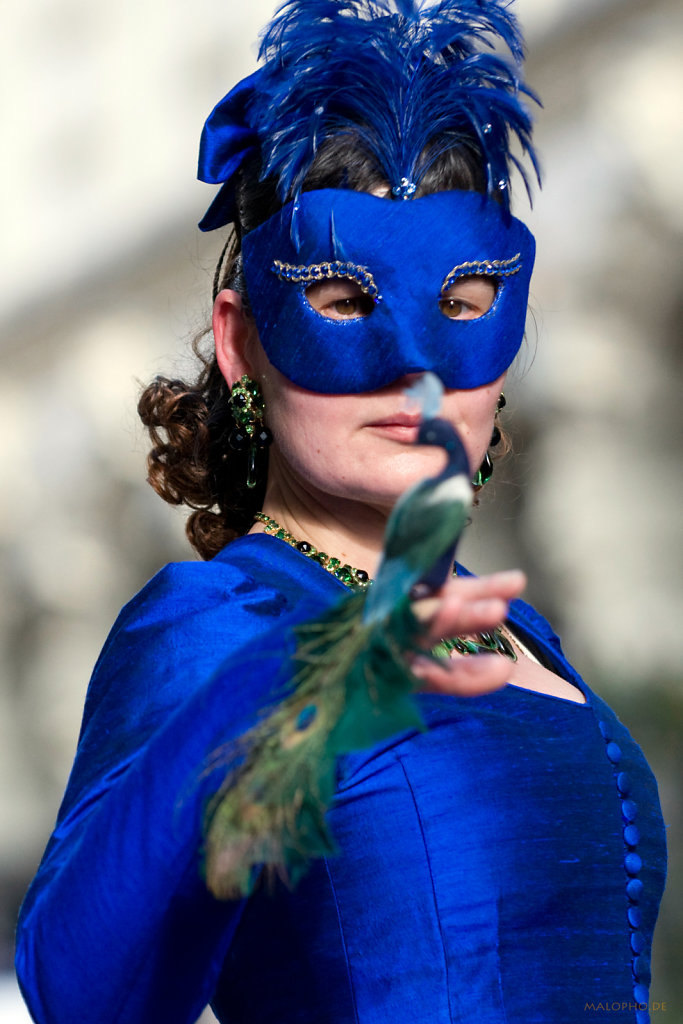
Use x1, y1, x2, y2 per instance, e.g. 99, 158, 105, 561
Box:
204, 374, 473, 899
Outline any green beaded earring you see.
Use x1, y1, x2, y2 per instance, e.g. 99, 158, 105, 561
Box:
472, 392, 505, 488
228, 375, 273, 489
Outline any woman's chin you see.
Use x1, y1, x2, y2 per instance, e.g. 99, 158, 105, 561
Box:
337, 459, 453, 512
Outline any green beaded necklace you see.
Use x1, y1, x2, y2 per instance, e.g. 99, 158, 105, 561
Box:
254, 512, 371, 589
253, 512, 517, 662
432, 631, 516, 660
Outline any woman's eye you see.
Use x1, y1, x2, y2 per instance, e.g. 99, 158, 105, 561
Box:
439, 275, 498, 320
439, 298, 469, 318
332, 296, 374, 317
305, 278, 375, 320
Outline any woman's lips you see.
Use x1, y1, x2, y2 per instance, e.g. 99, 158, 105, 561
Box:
366, 413, 420, 441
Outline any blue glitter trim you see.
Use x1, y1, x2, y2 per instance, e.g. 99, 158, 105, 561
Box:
271, 259, 381, 300
441, 253, 522, 294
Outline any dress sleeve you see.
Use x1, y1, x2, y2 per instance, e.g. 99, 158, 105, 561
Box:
15, 558, 326, 1024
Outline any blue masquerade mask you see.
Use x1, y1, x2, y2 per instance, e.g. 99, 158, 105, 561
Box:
242, 189, 535, 393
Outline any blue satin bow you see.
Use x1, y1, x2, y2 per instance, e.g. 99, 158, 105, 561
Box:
197, 71, 263, 231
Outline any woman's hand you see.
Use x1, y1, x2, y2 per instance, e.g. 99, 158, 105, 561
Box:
410, 570, 526, 697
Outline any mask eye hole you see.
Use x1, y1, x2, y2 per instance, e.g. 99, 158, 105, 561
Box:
305, 277, 376, 320
439, 275, 498, 320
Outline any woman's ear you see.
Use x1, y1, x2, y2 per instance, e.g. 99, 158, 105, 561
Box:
213, 289, 259, 385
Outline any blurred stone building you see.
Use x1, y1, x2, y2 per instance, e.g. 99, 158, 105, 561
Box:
2, 0, 681, 1019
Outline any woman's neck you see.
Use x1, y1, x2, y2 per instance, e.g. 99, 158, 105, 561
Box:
252, 472, 391, 579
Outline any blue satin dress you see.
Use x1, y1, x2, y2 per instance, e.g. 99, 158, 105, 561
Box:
15, 534, 667, 1024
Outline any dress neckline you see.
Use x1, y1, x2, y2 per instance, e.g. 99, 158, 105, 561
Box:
502, 618, 589, 706
503, 681, 589, 707
227, 533, 592, 708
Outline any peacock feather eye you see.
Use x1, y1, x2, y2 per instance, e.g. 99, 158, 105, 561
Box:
296, 705, 318, 731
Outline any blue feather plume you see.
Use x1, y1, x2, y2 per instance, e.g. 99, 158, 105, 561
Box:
245, 0, 541, 211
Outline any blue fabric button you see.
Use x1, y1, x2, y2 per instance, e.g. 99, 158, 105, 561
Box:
633, 983, 649, 1005
624, 824, 640, 847
628, 906, 642, 928
630, 931, 646, 954
625, 852, 643, 876
633, 956, 651, 983
622, 799, 638, 821
627, 878, 644, 901
616, 771, 631, 795
605, 741, 622, 763
598, 720, 611, 740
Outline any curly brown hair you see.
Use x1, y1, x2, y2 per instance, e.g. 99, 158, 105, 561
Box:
138, 140, 492, 560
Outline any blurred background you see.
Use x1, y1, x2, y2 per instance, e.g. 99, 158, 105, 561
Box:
1, 0, 681, 1019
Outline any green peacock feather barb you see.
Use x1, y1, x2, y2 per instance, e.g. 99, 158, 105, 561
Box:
204, 594, 423, 900
203, 373, 473, 900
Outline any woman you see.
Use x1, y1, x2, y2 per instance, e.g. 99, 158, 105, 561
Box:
15, 2, 666, 1023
